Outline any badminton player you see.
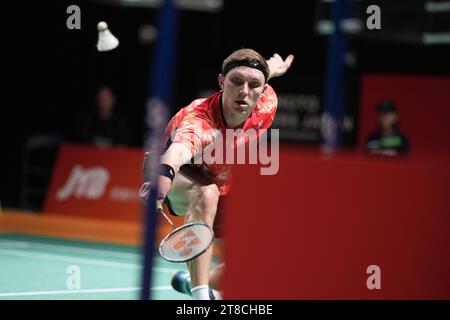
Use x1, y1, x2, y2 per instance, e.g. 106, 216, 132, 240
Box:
139, 48, 294, 300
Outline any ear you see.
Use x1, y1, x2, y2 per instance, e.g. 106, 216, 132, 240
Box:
262, 83, 268, 93
218, 74, 225, 90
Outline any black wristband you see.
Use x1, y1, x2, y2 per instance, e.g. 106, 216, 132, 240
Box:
159, 163, 175, 182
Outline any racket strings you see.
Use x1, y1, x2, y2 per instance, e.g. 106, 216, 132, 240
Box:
159, 223, 214, 262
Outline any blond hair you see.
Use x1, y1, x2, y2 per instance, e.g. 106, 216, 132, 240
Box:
222, 48, 269, 81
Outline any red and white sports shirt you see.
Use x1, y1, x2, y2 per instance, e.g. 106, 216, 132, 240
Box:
163, 85, 278, 195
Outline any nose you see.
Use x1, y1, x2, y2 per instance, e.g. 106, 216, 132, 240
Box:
238, 82, 249, 97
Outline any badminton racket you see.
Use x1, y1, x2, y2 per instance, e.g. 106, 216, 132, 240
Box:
156, 202, 214, 263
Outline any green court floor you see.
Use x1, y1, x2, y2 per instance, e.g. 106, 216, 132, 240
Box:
0, 233, 191, 300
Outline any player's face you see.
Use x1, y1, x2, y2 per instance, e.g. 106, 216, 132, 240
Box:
379, 112, 398, 130
97, 87, 116, 119
219, 66, 266, 118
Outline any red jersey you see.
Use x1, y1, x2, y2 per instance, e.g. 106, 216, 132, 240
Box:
163, 85, 278, 195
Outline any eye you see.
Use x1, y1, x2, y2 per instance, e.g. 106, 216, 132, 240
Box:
249, 81, 262, 89
231, 77, 244, 86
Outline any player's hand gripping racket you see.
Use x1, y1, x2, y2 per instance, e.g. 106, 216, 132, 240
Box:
156, 202, 214, 263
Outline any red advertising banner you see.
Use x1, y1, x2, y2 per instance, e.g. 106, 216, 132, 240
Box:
44, 144, 144, 221
223, 147, 450, 299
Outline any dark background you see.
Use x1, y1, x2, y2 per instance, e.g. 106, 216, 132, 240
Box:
2, 0, 449, 208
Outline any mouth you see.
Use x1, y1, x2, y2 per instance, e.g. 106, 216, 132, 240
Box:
234, 99, 249, 111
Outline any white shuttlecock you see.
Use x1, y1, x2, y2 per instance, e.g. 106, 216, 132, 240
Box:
96, 21, 119, 52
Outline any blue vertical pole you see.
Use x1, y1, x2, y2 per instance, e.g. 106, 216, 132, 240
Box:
322, 0, 349, 152
141, 0, 178, 300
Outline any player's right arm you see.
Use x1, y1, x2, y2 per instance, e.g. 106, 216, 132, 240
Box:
138, 110, 208, 205
160, 142, 194, 172
138, 143, 193, 205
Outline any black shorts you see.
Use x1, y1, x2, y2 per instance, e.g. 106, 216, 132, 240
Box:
164, 196, 225, 238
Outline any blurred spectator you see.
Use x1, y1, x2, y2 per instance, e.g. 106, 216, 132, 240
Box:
364, 100, 410, 156
79, 85, 129, 147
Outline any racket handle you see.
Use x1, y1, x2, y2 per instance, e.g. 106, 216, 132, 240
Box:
156, 201, 176, 229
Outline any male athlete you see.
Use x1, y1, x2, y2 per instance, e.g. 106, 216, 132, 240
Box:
139, 48, 294, 300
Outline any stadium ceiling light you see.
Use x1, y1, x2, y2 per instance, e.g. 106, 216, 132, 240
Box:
340, 18, 363, 34
316, 20, 335, 35
316, 18, 363, 35
423, 32, 450, 44
95, 0, 223, 12
425, 1, 450, 13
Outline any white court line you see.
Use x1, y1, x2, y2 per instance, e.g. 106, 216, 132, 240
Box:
0, 239, 184, 267
0, 249, 178, 274
0, 241, 29, 248
0, 249, 139, 269
0, 239, 139, 259
0, 286, 173, 298
153, 267, 181, 274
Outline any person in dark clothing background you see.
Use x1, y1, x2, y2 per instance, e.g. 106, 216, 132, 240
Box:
79, 85, 129, 147
365, 100, 410, 156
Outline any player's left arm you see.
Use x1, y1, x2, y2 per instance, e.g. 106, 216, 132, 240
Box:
267, 53, 294, 80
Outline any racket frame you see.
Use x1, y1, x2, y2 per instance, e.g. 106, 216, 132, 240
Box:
158, 221, 214, 263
